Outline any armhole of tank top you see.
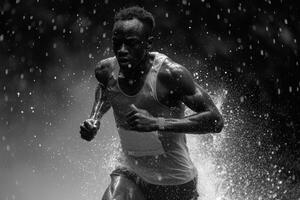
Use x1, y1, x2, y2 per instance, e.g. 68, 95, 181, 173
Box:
152, 56, 171, 109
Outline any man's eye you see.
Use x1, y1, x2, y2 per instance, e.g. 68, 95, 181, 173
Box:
126, 39, 140, 46
112, 39, 122, 46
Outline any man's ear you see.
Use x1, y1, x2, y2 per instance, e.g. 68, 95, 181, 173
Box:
146, 36, 153, 50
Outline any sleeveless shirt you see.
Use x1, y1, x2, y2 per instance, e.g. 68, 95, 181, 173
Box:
104, 52, 197, 185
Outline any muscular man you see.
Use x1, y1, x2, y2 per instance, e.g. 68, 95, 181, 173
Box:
80, 6, 224, 200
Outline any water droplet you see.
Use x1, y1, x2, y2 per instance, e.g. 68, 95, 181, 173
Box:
80, 27, 84, 33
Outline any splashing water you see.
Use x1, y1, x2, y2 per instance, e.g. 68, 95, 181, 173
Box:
186, 89, 230, 200
74, 87, 293, 200
79, 89, 232, 199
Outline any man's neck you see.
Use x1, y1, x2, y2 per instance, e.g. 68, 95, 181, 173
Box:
119, 54, 149, 80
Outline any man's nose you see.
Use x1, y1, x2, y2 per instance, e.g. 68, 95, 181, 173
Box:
118, 43, 128, 55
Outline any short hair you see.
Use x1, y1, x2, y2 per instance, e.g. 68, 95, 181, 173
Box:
114, 6, 155, 34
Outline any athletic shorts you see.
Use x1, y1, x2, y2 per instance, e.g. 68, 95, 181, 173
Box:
111, 167, 199, 200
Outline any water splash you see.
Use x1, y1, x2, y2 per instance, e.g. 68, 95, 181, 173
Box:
186, 88, 231, 200
75, 88, 297, 200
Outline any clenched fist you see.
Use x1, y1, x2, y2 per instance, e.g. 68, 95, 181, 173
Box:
80, 118, 100, 141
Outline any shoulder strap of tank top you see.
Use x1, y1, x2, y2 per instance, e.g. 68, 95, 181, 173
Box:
149, 52, 168, 103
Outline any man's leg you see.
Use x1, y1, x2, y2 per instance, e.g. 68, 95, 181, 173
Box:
102, 175, 146, 200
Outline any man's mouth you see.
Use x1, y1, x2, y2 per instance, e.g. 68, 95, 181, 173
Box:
118, 57, 130, 64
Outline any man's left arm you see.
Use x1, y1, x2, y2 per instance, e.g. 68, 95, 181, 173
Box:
161, 83, 223, 133
156, 65, 223, 133
127, 64, 224, 134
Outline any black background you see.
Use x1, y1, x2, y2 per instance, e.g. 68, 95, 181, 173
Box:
0, 0, 299, 199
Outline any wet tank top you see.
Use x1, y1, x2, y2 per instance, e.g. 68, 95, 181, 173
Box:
104, 52, 197, 185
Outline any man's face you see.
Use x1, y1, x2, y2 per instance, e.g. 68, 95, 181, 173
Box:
112, 18, 150, 69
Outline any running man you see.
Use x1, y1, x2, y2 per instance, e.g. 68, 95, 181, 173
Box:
80, 6, 224, 200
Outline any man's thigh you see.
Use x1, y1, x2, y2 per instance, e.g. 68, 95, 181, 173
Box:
102, 175, 146, 200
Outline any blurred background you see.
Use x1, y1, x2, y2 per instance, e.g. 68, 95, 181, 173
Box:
0, 0, 299, 200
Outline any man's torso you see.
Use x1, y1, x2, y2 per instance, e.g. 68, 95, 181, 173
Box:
101, 52, 197, 185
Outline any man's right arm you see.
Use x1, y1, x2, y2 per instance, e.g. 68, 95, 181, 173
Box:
89, 83, 111, 120
80, 59, 112, 141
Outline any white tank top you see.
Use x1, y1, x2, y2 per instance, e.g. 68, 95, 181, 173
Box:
105, 52, 197, 185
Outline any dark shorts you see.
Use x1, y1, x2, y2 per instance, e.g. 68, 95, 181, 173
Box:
111, 167, 199, 200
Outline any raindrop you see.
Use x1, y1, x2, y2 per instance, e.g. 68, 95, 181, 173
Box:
260, 50, 264, 56
240, 96, 245, 103
80, 27, 84, 33
157, 175, 162, 181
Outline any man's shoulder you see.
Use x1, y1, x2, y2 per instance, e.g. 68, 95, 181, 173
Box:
96, 56, 116, 70
95, 56, 116, 83
158, 54, 188, 80
156, 53, 195, 94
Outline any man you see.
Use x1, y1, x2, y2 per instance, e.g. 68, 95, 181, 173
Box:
80, 6, 223, 200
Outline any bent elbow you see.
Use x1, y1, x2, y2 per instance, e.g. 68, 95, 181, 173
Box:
213, 114, 224, 133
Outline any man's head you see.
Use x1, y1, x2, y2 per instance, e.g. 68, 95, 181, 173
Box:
112, 6, 155, 69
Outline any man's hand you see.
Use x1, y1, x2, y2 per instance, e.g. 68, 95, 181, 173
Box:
126, 104, 159, 132
80, 119, 100, 141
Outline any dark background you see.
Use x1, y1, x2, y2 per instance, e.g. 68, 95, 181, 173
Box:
0, 0, 299, 199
